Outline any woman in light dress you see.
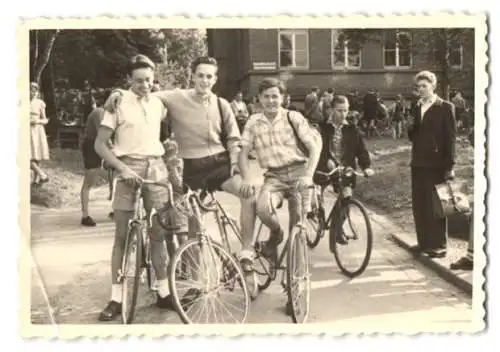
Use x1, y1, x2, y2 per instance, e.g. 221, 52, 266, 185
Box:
30, 82, 50, 185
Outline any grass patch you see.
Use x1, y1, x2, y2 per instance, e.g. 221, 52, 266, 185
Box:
30, 148, 109, 208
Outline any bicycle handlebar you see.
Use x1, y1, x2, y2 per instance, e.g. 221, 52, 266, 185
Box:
315, 166, 365, 178
191, 190, 219, 213
116, 176, 220, 214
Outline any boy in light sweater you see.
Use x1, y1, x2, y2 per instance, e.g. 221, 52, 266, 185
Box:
104, 56, 257, 271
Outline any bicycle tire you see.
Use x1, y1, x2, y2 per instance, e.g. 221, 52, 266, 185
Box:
168, 238, 250, 324
331, 198, 373, 278
306, 203, 326, 249
286, 225, 311, 324
120, 225, 142, 324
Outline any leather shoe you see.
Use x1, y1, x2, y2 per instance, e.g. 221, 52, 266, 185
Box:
450, 257, 473, 270
156, 294, 175, 310
98, 301, 121, 322
424, 249, 447, 258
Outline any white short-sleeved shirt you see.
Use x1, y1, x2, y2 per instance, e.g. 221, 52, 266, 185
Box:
30, 98, 46, 120
101, 90, 166, 158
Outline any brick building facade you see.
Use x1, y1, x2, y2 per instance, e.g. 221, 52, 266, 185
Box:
207, 28, 474, 102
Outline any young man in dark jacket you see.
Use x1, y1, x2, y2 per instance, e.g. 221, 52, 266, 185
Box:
315, 95, 374, 246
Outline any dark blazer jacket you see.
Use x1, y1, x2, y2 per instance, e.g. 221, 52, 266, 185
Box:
408, 96, 457, 170
316, 121, 371, 171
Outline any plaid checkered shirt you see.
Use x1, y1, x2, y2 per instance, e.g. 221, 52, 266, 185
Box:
241, 109, 315, 170
330, 123, 344, 164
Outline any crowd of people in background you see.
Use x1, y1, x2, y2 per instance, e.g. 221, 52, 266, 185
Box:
228, 85, 473, 143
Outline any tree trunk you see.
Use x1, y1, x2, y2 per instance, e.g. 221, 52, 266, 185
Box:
33, 31, 39, 74
33, 29, 60, 86
437, 29, 451, 101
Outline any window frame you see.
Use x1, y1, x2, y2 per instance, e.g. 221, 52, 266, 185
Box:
331, 30, 362, 70
278, 29, 310, 69
383, 30, 413, 69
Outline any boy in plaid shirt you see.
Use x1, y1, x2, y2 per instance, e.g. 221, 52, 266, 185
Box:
238, 78, 321, 312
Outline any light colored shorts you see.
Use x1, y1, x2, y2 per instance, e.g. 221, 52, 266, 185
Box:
112, 156, 170, 212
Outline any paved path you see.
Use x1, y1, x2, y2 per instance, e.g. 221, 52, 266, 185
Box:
29, 163, 474, 332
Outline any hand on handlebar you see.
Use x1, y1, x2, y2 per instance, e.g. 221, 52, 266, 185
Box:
316, 165, 365, 178
363, 168, 375, 177
117, 168, 143, 188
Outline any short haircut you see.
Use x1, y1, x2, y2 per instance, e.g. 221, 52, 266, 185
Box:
30, 82, 39, 90
414, 70, 438, 86
327, 87, 334, 94
332, 95, 349, 107
312, 86, 319, 92
258, 77, 286, 95
191, 56, 218, 73
128, 54, 155, 75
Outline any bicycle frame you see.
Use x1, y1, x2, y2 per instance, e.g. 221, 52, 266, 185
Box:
254, 186, 311, 287
183, 190, 227, 288
315, 166, 365, 229
116, 178, 174, 290
200, 191, 243, 256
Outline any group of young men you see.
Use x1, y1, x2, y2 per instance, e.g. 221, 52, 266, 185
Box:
92, 54, 373, 322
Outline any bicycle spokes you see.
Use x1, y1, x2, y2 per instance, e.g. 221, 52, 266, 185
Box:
287, 228, 310, 323
332, 199, 373, 278
169, 240, 249, 324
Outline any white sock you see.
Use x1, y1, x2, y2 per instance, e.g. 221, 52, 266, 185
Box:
157, 279, 170, 298
111, 284, 123, 303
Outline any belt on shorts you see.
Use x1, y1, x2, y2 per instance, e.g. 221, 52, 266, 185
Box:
119, 155, 163, 162
267, 160, 306, 174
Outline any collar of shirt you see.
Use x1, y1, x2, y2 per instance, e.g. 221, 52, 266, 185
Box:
418, 94, 437, 107
255, 108, 286, 124
328, 118, 348, 128
128, 89, 151, 103
188, 89, 213, 106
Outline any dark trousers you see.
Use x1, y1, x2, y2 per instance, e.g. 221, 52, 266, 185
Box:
411, 167, 448, 251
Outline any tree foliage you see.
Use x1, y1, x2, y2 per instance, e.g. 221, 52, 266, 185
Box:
418, 28, 475, 99
29, 29, 207, 90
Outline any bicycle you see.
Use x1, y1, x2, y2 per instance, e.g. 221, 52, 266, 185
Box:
162, 186, 251, 324
304, 166, 373, 278
117, 177, 174, 324
249, 184, 313, 324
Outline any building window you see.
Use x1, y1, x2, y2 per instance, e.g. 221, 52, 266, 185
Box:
383, 30, 412, 68
278, 30, 309, 69
331, 31, 361, 69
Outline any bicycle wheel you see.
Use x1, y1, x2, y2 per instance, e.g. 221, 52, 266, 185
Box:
120, 225, 143, 324
331, 198, 373, 278
168, 238, 250, 324
305, 196, 326, 249
286, 225, 311, 324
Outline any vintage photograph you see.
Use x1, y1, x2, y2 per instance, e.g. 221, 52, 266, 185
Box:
20, 14, 487, 337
